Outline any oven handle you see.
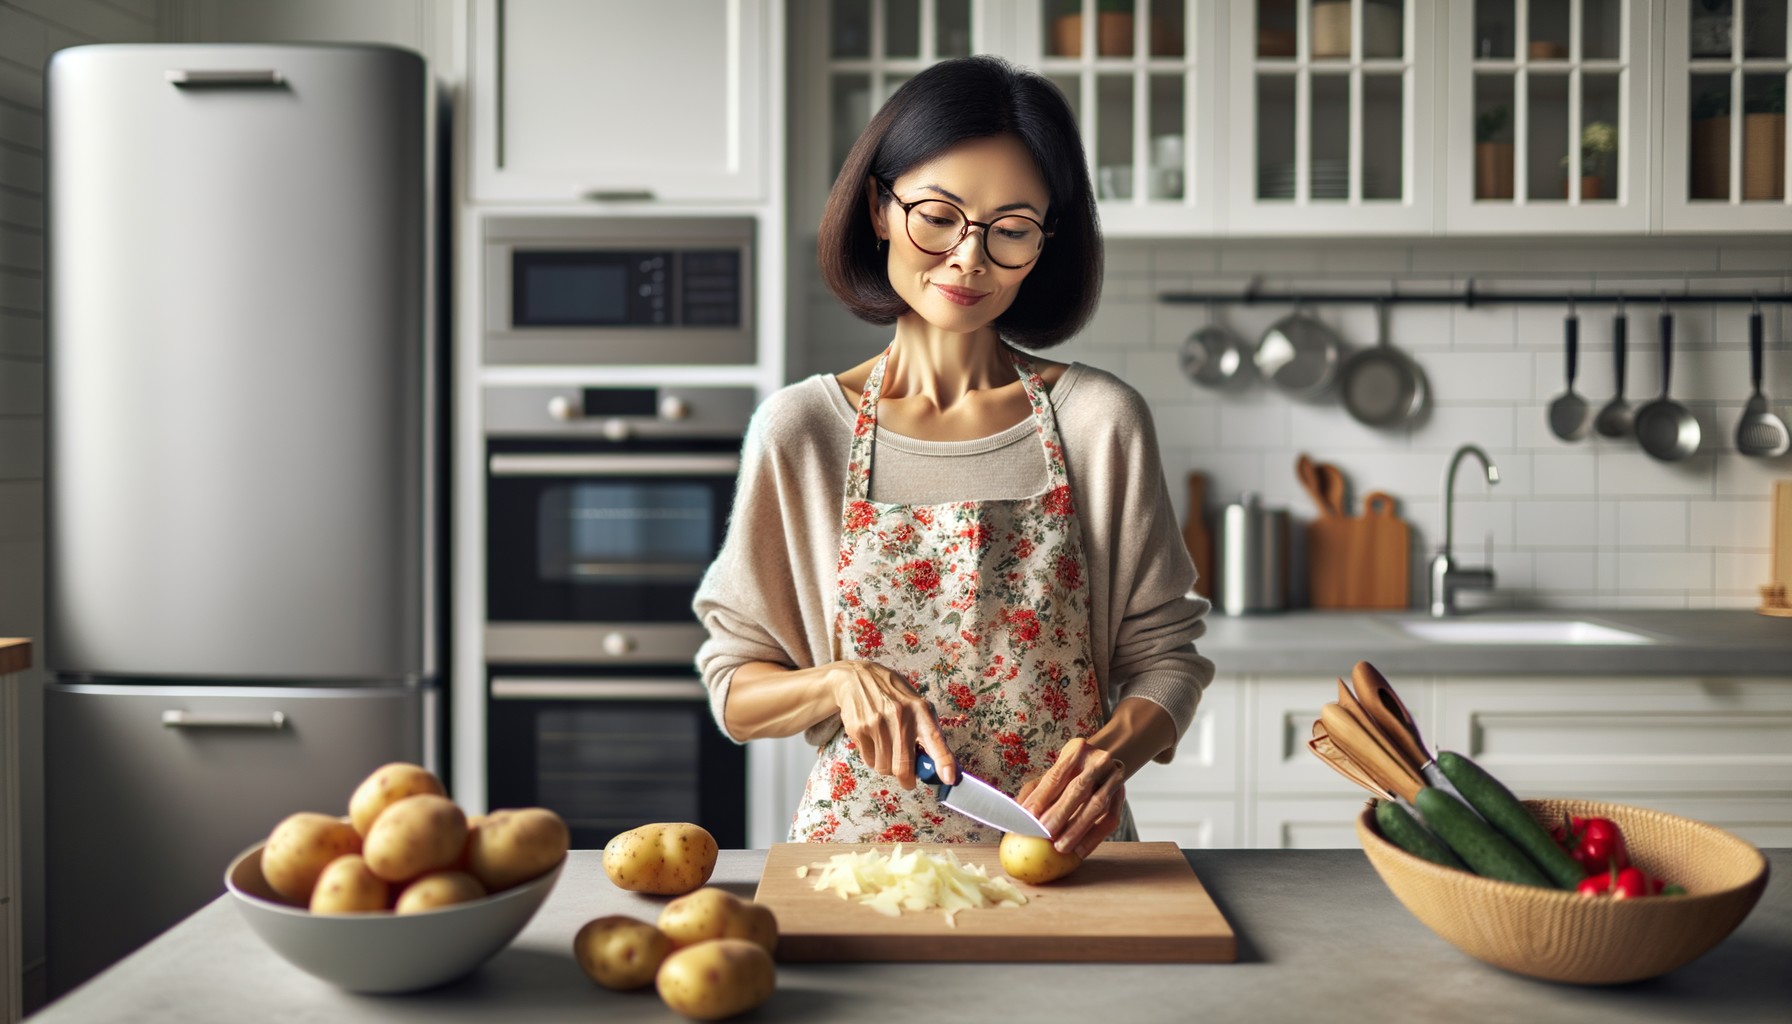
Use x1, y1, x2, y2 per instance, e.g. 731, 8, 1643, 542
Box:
488, 454, 740, 477
491, 677, 710, 702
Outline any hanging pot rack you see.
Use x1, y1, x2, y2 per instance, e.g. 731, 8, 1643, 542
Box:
1158, 277, 1792, 309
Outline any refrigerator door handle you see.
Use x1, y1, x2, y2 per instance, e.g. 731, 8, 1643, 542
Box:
161, 710, 289, 730
165, 69, 286, 88
487, 453, 741, 477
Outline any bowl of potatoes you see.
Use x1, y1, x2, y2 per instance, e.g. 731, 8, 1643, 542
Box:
224, 763, 570, 994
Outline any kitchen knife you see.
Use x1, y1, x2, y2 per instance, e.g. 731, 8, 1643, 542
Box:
916, 751, 1051, 839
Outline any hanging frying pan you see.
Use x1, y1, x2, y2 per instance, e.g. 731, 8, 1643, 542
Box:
1179, 302, 1252, 388
1338, 300, 1426, 428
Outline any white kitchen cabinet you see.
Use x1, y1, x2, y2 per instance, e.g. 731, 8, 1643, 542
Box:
1251, 675, 1435, 794
1442, 0, 1655, 234
1253, 795, 1377, 847
1658, 0, 1792, 232
1223, 0, 1438, 235
469, 0, 770, 204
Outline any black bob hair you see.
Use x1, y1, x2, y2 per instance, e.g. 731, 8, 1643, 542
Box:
817, 55, 1102, 350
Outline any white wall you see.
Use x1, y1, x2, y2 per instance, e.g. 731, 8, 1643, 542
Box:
0, 0, 161, 1009
0, 0, 456, 1011
795, 236, 1792, 611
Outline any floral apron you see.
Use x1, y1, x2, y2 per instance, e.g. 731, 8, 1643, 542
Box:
789, 344, 1110, 844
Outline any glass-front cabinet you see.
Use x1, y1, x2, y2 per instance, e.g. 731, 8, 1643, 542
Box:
1025, 0, 1219, 234
1660, 0, 1792, 232
1224, 0, 1437, 234
1443, 0, 1652, 233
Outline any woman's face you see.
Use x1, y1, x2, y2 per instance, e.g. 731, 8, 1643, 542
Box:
867, 134, 1051, 335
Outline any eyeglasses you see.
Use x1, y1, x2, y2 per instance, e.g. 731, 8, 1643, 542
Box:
875, 177, 1053, 270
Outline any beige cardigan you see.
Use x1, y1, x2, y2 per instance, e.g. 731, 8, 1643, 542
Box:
692, 361, 1216, 764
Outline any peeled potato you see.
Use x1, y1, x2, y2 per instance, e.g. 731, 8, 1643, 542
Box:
310, 854, 389, 914
656, 938, 775, 1021
349, 762, 445, 836
466, 807, 570, 892
394, 870, 486, 913
574, 915, 672, 991
999, 832, 1083, 885
363, 794, 468, 884
262, 812, 362, 905
658, 887, 778, 954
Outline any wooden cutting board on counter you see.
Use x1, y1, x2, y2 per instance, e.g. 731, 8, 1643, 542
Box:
753, 842, 1234, 963
1345, 491, 1411, 610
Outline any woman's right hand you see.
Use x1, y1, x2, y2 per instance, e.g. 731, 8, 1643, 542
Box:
824, 659, 957, 791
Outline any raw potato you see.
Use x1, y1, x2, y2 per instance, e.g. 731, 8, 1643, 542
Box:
262, 812, 363, 905
573, 915, 672, 991
394, 870, 486, 914
348, 762, 446, 836
363, 794, 468, 884
999, 832, 1084, 885
310, 855, 389, 914
655, 938, 775, 1021
657, 887, 778, 954
602, 822, 718, 896
466, 807, 570, 892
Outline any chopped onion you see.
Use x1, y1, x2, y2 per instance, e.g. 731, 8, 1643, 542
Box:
806, 844, 1027, 921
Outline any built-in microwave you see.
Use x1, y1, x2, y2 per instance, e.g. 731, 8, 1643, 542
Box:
483, 215, 754, 366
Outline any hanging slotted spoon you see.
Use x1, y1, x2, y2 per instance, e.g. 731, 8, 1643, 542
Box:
1736, 301, 1790, 458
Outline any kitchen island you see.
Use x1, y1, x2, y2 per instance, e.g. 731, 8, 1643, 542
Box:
29, 848, 1791, 1024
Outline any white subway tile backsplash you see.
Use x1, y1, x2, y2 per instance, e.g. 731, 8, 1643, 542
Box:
1616, 552, 1713, 591
1152, 243, 1220, 275
1716, 247, 1792, 272
1617, 501, 1689, 547
1595, 450, 1716, 497
1689, 498, 1773, 548
1714, 551, 1773, 593
1084, 297, 1152, 349
1532, 550, 1597, 592
1714, 453, 1792, 499
1420, 351, 1536, 402
1216, 393, 1291, 449
1450, 302, 1515, 350
1408, 405, 1515, 452
1516, 500, 1599, 547
1530, 450, 1599, 495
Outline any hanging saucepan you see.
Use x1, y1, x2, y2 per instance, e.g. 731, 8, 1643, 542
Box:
1179, 302, 1252, 388
1633, 307, 1702, 462
1255, 303, 1341, 400
1338, 299, 1426, 427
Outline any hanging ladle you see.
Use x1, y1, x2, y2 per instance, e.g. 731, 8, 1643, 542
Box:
1736, 298, 1790, 458
1634, 300, 1702, 462
1547, 300, 1591, 442
1593, 301, 1633, 439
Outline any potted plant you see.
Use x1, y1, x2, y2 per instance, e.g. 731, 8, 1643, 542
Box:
1474, 105, 1513, 200
1051, 0, 1138, 58
1562, 121, 1617, 199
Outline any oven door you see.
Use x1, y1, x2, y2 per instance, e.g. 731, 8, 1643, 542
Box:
485, 669, 746, 850
486, 444, 738, 625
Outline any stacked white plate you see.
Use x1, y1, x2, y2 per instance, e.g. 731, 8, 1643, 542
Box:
1259, 160, 1353, 200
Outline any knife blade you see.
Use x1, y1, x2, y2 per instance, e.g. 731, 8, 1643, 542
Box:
916, 750, 1051, 839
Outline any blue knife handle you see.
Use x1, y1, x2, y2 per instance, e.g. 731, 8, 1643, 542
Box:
915, 749, 951, 791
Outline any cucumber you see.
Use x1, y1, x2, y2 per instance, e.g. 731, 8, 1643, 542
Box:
1374, 799, 1467, 871
1437, 750, 1584, 890
1413, 787, 1554, 888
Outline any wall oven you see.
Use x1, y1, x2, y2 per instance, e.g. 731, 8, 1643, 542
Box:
484, 384, 755, 849
484, 215, 754, 366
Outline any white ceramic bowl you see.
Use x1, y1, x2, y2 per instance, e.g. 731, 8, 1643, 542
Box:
224, 843, 564, 993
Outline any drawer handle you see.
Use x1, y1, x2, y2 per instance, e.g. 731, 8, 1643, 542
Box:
582, 189, 656, 202
166, 70, 286, 88
491, 678, 707, 702
162, 710, 288, 730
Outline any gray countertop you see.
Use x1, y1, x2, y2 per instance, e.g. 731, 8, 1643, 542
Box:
1195, 609, 1792, 675
29, 848, 1791, 1024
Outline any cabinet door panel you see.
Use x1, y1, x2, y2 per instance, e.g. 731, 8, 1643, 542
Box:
1431, 677, 1792, 796
1253, 676, 1435, 796
1253, 796, 1373, 849
1129, 674, 1240, 796
1131, 796, 1239, 848
473, 0, 767, 202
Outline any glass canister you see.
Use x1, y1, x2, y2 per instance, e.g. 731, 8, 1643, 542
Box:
1218, 492, 1289, 615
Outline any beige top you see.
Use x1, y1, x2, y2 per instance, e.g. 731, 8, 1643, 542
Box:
692, 361, 1216, 763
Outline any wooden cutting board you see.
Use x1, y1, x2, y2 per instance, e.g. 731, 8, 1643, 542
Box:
753, 842, 1235, 963
1343, 491, 1411, 610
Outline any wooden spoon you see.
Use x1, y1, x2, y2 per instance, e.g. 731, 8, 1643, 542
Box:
1351, 661, 1434, 774
1335, 677, 1414, 779
1320, 703, 1422, 803
1309, 722, 1394, 801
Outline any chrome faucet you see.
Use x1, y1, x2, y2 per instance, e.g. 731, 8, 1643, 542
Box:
1429, 444, 1500, 617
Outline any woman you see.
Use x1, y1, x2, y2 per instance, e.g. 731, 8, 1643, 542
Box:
693, 55, 1213, 859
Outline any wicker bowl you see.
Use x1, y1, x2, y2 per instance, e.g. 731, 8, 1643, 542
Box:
1358, 797, 1769, 985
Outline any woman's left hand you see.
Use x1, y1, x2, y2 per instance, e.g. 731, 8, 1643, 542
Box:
1016, 737, 1127, 858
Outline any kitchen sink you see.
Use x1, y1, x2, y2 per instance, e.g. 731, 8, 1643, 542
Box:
1387, 618, 1658, 645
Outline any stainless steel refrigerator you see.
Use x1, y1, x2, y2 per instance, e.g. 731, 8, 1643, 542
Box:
43, 44, 441, 996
